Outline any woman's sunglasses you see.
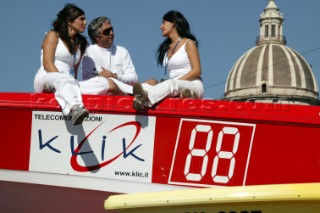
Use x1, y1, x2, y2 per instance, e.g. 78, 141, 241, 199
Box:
101, 27, 114, 36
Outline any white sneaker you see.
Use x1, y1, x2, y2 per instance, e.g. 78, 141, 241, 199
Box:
71, 106, 89, 125
132, 82, 148, 111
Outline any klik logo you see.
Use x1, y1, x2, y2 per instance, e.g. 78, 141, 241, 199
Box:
38, 121, 144, 172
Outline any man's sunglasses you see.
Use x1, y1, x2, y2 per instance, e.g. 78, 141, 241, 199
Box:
100, 27, 113, 36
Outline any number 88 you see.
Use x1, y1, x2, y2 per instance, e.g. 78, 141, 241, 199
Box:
184, 125, 240, 184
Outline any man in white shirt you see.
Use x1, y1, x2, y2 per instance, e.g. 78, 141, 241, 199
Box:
81, 16, 138, 95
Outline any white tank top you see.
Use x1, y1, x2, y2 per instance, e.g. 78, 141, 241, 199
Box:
38, 38, 81, 74
165, 40, 191, 79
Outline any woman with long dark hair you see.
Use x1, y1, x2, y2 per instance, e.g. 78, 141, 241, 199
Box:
133, 10, 204, 110
34, 4, 89, 125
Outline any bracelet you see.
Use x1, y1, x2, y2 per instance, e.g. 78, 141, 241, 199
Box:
114, 73, 118, 79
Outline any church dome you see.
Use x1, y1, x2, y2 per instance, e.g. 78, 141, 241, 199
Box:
224, 0, 318, 105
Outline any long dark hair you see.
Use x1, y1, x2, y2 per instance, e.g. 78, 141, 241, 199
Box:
156, 10, 198, 67
53, 3, 88, 55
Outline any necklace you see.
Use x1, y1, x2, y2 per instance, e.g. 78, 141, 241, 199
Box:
168, 37, 182, 59
164, 37, 182, 76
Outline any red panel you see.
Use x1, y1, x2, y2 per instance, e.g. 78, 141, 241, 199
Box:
0, 109, 32, 170
1, 92, 320, 188
152, 117, 181, 183
246, 123, 320, 185
153, 117, 320, 187
0, 92, 319, 125
169, 120, 254, 187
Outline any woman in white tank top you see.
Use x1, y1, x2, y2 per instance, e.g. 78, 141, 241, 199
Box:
132, 10, 204, 111
34, 4, 90, 125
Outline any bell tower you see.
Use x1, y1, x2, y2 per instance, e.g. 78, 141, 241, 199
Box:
256, 0, 286, 45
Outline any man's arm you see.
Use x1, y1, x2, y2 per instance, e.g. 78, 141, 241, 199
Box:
116, 47, 138, 85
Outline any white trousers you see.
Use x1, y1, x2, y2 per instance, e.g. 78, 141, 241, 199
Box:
111, 78, 134, 94
79, 76, 109, 95
143, 79, 204, 106
34, 71, 109, 115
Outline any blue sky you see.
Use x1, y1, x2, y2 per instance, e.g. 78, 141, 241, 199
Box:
1, 0, 320, 99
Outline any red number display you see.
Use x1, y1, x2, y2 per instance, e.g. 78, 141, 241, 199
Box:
169, 119, 256, 187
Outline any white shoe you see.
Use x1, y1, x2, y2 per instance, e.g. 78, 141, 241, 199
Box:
132, 82, 148, 111
71, 106, 89, 125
